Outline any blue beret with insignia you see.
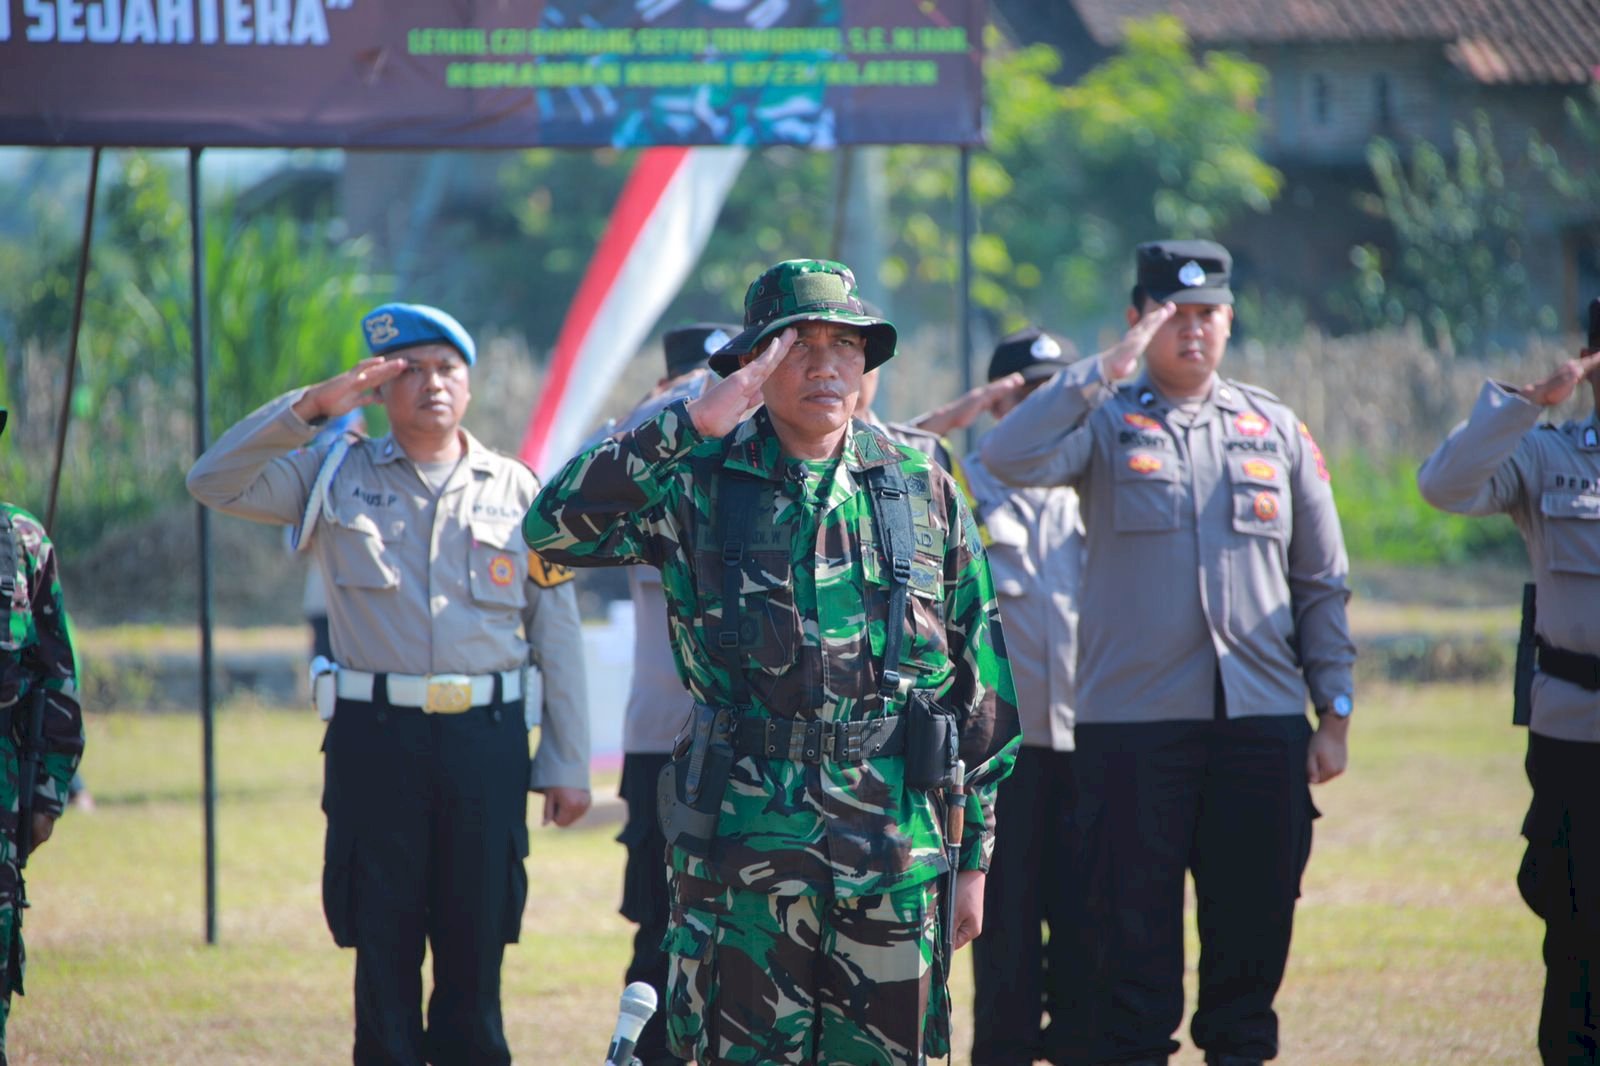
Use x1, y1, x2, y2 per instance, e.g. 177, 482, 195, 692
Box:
361, 303, 476, 366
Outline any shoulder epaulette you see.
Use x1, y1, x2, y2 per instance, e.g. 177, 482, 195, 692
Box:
1234, 380, 1283, 403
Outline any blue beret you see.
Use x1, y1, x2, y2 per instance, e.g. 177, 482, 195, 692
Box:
361, 303, 476, 366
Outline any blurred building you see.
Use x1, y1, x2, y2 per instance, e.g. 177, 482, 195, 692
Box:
999, 0, 1600, 332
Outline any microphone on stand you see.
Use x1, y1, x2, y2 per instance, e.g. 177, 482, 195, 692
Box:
604, 981, 659, 1066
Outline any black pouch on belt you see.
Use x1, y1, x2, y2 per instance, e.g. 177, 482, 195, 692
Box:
903, 690, 957, 791
657, 702, 736, 857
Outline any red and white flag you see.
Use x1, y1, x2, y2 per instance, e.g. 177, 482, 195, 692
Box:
518, 145, 748, 476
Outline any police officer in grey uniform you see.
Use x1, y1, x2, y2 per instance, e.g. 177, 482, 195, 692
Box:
928, 327, 1087, 1065
609, 322, 736, 1066
981, 242, 1356, 1066
1418, 346, 1600, 1065
187, 302, 591, 1066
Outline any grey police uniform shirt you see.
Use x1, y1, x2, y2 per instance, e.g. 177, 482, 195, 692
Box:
1418, 381, 1600, 743
979, 355, 1355, 724
186, 389, 591, 790
963, 444, 1081, 750
623, 567, 692, 754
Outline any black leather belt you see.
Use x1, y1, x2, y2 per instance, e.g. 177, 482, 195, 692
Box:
1537, 637, 1600, 691
731, 716, 905, 764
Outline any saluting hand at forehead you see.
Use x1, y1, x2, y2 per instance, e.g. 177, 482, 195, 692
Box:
1518, 348, 1600, 408
686, 327, 798, 439
293, 355, 410, 425
1100, 301, 1177, 383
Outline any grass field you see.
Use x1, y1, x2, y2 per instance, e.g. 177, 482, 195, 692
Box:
10, 681, 1542, 1065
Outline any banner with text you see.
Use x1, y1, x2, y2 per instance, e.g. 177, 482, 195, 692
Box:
0, 0, 984, 148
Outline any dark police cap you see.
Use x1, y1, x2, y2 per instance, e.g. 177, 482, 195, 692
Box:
361, 302, 476, 366
987, 327, 1077, 383
709, 259, 897, 377
1136, 239, 1233, 306
662, 323, 739, 379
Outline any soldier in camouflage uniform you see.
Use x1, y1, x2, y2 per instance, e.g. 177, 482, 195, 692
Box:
525, 260, 1019, 1065
0, 407, 86, 1066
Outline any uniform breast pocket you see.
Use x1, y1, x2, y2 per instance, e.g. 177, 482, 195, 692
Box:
325, 510, 399, 591
693, 548, 800, 675
1540, 492, 1600, 575
469, 521, 530, 608
1114, 452, 1181, 533
1228, 455, 1288, 541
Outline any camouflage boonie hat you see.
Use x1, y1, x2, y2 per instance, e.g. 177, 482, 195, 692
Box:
709, 259, 898, 377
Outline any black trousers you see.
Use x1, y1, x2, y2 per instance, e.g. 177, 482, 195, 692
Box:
1072, 716, 1315, 1065
617, 752, 687, 1066
322, 692, 532, 1066
971, 746, 1083, 1066
1518, 732, 1600, 1065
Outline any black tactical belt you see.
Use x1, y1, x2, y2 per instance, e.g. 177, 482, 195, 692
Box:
1537, 638, 1600, 691
731, 716, 906, 764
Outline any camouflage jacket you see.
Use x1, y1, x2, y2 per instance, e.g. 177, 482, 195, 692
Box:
1, 505, 85, 821
525, 402, 1018, 897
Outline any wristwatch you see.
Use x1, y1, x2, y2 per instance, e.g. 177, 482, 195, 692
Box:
1322, 694, 1354, 719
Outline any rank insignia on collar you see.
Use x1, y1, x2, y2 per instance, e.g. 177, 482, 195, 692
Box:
1123, 412, 1161, 430
1128, 454, 1163, 474
1234, 412, 1269, 437
1585, 426, 1598, 448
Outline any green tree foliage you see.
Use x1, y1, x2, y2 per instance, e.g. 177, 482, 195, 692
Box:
883, 17, 1279, 335
0, 151, 383, 547
1337, 112, 1559, 352
1528, 84, 1600, 204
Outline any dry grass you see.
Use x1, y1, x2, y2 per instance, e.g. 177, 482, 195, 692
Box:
11, 680, 1542, 1065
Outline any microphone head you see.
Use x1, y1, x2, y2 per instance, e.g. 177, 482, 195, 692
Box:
619, 981, 658, 1022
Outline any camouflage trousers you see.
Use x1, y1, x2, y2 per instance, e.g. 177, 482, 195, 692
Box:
0, 743, 25, 1059
663, 870, 947, 1065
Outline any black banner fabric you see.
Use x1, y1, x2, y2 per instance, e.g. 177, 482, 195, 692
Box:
0, 0, 985, 148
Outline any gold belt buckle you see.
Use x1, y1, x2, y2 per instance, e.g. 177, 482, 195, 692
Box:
424, 674, 474, 714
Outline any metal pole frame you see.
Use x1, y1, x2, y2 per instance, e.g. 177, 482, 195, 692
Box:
958, 145, 974, 455
45, 147, 102, 534
189, 146, 219, 946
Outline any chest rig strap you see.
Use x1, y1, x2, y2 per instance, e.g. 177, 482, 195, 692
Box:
714, 473, 764, 709
0, 509, 17, 614
863, 463, 914, 700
